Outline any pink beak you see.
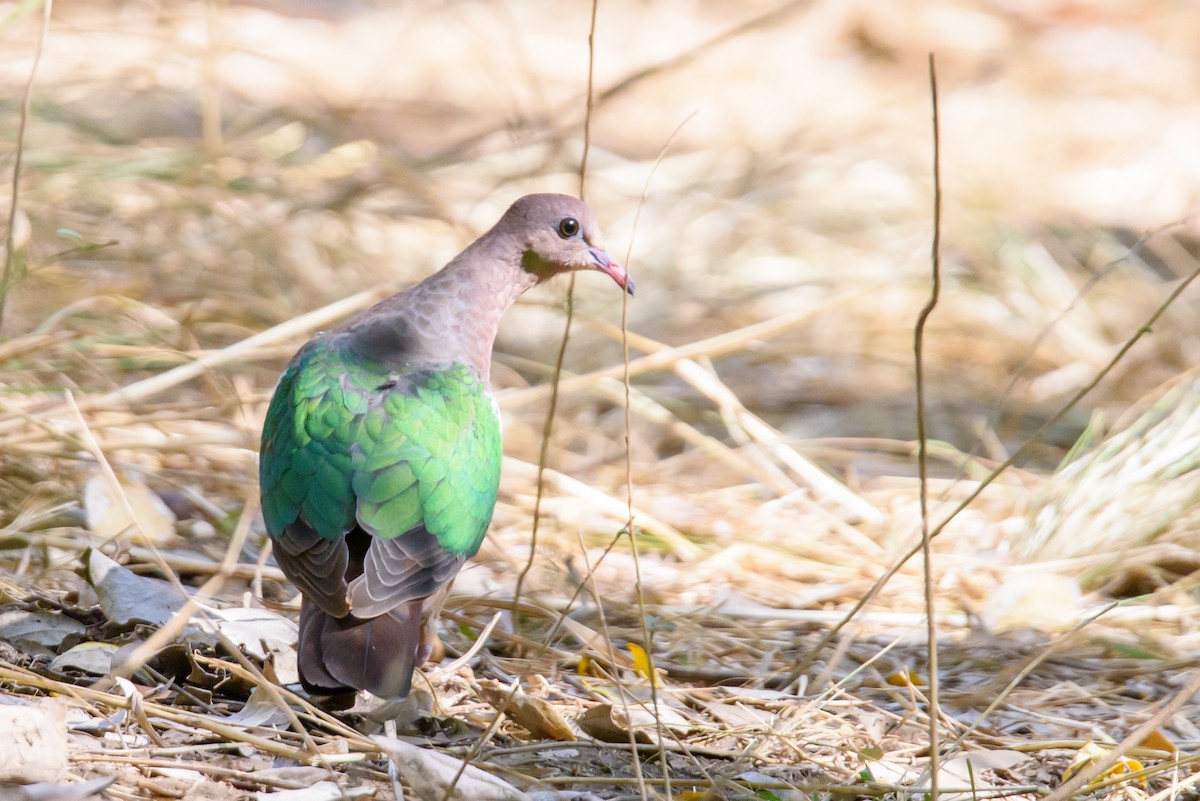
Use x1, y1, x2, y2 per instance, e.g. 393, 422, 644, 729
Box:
589, 247, 635, 296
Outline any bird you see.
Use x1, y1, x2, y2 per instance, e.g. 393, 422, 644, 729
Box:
259, 194, 633, 703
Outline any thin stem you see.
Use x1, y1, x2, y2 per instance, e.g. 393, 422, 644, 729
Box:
578, 0, 599, 200
1, 0, 53, 333
511, 273, 575, 610
512, 0, 599, 619
913, 52, 943, 801
619, 109, 696, 801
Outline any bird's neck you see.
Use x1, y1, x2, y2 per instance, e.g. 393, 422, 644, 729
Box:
406, 236, 537, 383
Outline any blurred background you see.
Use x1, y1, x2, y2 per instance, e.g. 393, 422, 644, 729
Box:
2, 0, 1199, 684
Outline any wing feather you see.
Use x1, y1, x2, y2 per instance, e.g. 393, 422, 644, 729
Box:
348, 525, 464, 617
260, 333, 501, 624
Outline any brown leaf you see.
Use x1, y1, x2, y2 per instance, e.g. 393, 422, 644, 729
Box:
575, 703, 638, 744
477, 679, 575, 742
575, 701, 692, 744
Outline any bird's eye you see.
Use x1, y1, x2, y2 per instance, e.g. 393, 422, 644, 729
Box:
557, 217, 580, 238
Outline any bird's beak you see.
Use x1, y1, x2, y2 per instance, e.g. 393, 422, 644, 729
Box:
589, 247, 636, 296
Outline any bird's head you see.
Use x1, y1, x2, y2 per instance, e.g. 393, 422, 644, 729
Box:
505, 193, 635, 296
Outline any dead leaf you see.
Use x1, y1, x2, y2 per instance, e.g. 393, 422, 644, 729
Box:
939, 749, 1030, 801
49, 642, 118, 675
577, 655, 603, 678
558, 618, 627, 666
1138, 728, 1177, 754
86, 549, 186, 627
885, 670, 925, 687
575, 703, 631, 743
0, 698, 68, 783
4, 775, 118, 801
626, 643, 663, 687
702, 700, 775, 730
84, 470, 176, 544
192, 604, 298, 659
372, 735, 531, 801
862, 758, 919, 786
941, 749, 1029, 777
0, 610, 86, 651
254, 780, 374, 800
575, 700, 692, 744
220, 685, 292, 727
262, 642, 300, 687
477, 679, 576, 742
1062, 740, 1144, 788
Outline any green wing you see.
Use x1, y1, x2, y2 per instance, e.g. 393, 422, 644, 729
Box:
350, 364, 503, 554
260, 335, 502, 616
260, 343, 367, 543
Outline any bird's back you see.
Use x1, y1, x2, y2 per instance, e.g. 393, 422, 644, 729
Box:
259, 311, 502, 699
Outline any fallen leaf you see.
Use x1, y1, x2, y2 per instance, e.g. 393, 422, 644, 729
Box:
262, 643, 300, 687
0, 610, 86, 651
885, 670, 925, 687
84, 470, 176, 544
626, 643, 663, 687
702, 701, 775, 730
1062, 740, 1144, 788
1138, 728, 1177, 754
0, 698, 68, 783
477, 679, 576, 742
220, 685, 292, 727
575, 703, 630, 743
941, 749, 1029, 777
192, 604, 298, 659
939, 749, 1030, 801
575, 700, 692, 744
254, 780, 374, 800
49, 642, 117, 675
6, 775, 118, 801
86, 549, 186, 627
861, 758, 918, 786
558, 618, 626, 666
372, 735, 531, 801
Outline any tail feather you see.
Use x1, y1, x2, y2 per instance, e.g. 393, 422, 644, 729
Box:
298, 600, 422, 700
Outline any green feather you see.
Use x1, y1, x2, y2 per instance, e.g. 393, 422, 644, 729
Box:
260, 341, 501, 557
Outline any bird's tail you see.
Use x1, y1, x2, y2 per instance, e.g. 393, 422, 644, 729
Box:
297, 600, 423, 701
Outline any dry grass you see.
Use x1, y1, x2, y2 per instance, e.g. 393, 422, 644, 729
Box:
1, 0, 1199, 798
